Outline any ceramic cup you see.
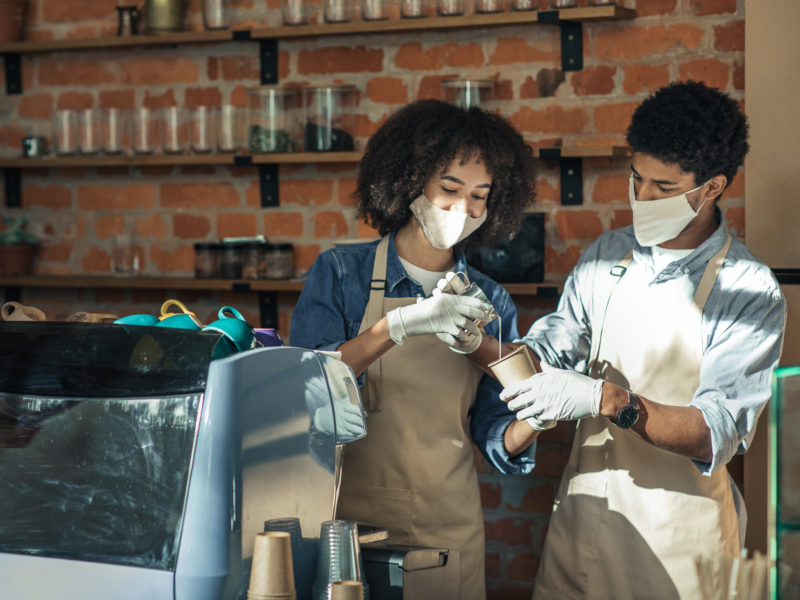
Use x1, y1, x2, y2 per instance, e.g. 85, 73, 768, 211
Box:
254, 328, 284, 347
488, 344, 537, 389
157, 298, 203, 330
114, 313, 160, 326
202, 305, 256, 352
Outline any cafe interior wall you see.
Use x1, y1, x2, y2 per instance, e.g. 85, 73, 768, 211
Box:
0, 0, 746, 596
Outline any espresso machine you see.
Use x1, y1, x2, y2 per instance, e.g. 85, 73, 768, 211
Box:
0, 321, 367, 600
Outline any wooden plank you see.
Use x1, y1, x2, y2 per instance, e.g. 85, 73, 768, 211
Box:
0, 155, 237, 168
0, 30, 234, 54
249, 151, 363, 164
557, 6, 636, 21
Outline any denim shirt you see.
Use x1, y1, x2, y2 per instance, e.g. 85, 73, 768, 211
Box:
290, 232, 537, 474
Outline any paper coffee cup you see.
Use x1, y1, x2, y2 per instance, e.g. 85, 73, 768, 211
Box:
331, 581, 365, 600
489, 345, 537, 389
248, 531, 296, 597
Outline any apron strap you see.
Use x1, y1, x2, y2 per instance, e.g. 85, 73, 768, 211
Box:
364, 236, 390, 330
589, 250, 633, 370
693, 234, 732, 310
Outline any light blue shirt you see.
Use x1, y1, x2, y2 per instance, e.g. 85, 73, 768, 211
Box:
290, 232, 537, 475
518, 216, 786, 477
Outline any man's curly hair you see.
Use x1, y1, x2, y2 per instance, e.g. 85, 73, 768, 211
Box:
626, 80, 749, 189
355, 99, 536, 254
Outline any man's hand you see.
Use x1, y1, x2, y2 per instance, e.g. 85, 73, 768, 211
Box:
501, 366, 602, 424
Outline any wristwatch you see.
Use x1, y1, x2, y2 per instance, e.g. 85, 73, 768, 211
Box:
613, 391, 639, 429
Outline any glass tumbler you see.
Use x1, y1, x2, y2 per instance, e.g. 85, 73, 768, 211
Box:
401, 0, 428, 17
133, 107, 160, 155
282, 0, 308, 25
437, 0, 464, 16
161, 106, 189, 155
217, 104, 242, 153
246, 87, 301, 153
53, 109, 78, 155
101, 108, 131, 155
77, 108, 101, 155
312, 520, 370, 600
475, 0, 505, 13
324, 0, 354, 23
304, 85, 358, 153
191, 106, 217, 154
441, 79, 494, 109
362, 0, 394, 20
201, 0, 229, 29
550, 0, 578, 7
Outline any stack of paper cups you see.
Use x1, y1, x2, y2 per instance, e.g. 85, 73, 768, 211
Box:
331, 581, 365, 600
248, 531, 297, 600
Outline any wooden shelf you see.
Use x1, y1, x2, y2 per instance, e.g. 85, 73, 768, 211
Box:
0, 275, 560, 296
0, 147, 629, 169
0, 6, 634, 54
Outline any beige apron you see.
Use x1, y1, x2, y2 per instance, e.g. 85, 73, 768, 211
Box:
533, 236, 738, 600
336, 236, 486, 599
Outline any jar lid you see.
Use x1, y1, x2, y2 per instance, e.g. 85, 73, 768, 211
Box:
242, 240, 267, 247
222, 241, 248, 249
194, 242, 216, 250
267, 243, 294, 250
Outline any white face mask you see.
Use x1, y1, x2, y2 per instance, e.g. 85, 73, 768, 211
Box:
409, 193, 487, 250
629, 175, 710, 247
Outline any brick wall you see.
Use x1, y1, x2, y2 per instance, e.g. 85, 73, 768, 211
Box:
0, 0, 746, 596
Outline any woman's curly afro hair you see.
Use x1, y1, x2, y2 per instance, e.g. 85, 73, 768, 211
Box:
626, 80, 749, 189
355, 99, 536, 254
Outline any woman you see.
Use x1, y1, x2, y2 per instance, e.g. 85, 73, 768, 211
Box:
290, 99, 541, 598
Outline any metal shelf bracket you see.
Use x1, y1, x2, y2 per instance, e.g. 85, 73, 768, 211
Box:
4, 168, 21, 207
257, 291, 279, 329
538, 11, 583, 72
258, 164, 279, 207
2, 53, 21, 94
538, 148, 583, 205
259, 39, 278, 85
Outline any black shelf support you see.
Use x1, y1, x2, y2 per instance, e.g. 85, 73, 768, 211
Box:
258, 164, 279, 207
3, 53, 21, 94
538, 11, 583, 72
257, 291, 279, 329
538, 148, 583, 205
259, 39, 278, 85
3, 285, 21, 304
4, 168, 21, 207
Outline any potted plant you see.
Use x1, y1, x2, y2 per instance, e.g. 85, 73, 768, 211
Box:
0, 216, 39, 276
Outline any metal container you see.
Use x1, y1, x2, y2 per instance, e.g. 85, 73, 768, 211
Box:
144, 0, 185, 34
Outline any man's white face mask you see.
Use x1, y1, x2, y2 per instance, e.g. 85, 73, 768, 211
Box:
628, 175, 710, 247
409, 193, 487, 250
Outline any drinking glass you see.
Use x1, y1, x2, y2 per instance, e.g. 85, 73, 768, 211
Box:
191, 106, 217, 154
53, 109, 78, 155
78, 108, 101, 155
217, 104, 241, 153
133, 107, 160, 155
101, 108, 131, 155
162, 106, 189, 155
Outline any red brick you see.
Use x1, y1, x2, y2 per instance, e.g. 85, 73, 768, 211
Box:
77, 184, 156, 211
265, 212, 304, 238
545, 245, 582, 276
38, 243, 73, 264
150, 245, 195, 273
690, 0, 737, 16
18, 93, 53, 119
394, 42, 483, 71
532, 446, 571, 477
229, 85, 250, 107
56, 91, 93, 110
41, 0, 118, 21
633, 0, 677, 16
38, 62, 116, 86
494, 78, 514, 101
510, 106, 588, 135
610, 208, 633, 230
553, 210, 603, 240
595, 25, 704, 61
733, 61, 744, 90
508, 483, 555, 513
507, 552, 539, 581
479, 482, 502, 509
725, 205, 744, 234
356, 221, 380, 239
81, 245, 112, 273
678, 58, 729, 90
136, 214, 169, 239
489, 36, 560, 66
218, 213, 257, 238
594, 102, 638, 134
714, 20, 744, 52
280, 179, 335, 206
487, 586, 534, 600
65, 26, 99, 40
160, 182, 240, 209
207, 55, 260, 82
622, 64, 670, 95
313, 211, 348, 238
93, 214, 126, 238
484, 518, 534, 545
571, 66, 616, 96
293, 244, 321, 276
143, 90, 178, 109
534, 178, 559, 204
337, 177, 358, 206
99, 90, 136, 109
485, 553, 502, 579
23, 185, 72, 209
174, 214, 212, 239
123, 58, 200, 85
366, 77, 409, 105
726, 169, 744, 197
417, 74, 450, 100
592, 174, 628, 204
185, 87, 224, 108
299, 47, 384, 74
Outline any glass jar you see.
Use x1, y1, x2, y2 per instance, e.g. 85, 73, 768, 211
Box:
441, 79, 494, 109
241, 240, 265, 279
264, 243, 294, 279
194, 242, 219, 278
304, 85, 359, 153
219, 242, 245, 279
246, 87, 301, 154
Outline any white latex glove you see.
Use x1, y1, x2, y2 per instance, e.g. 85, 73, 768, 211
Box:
431, 271, 483, 354
386, 293, 490, 347
500, 366, 603, 425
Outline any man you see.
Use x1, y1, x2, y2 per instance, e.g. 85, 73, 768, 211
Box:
469, 81, 786, 598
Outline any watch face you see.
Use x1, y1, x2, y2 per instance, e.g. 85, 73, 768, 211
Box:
617, 404, 639, 429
